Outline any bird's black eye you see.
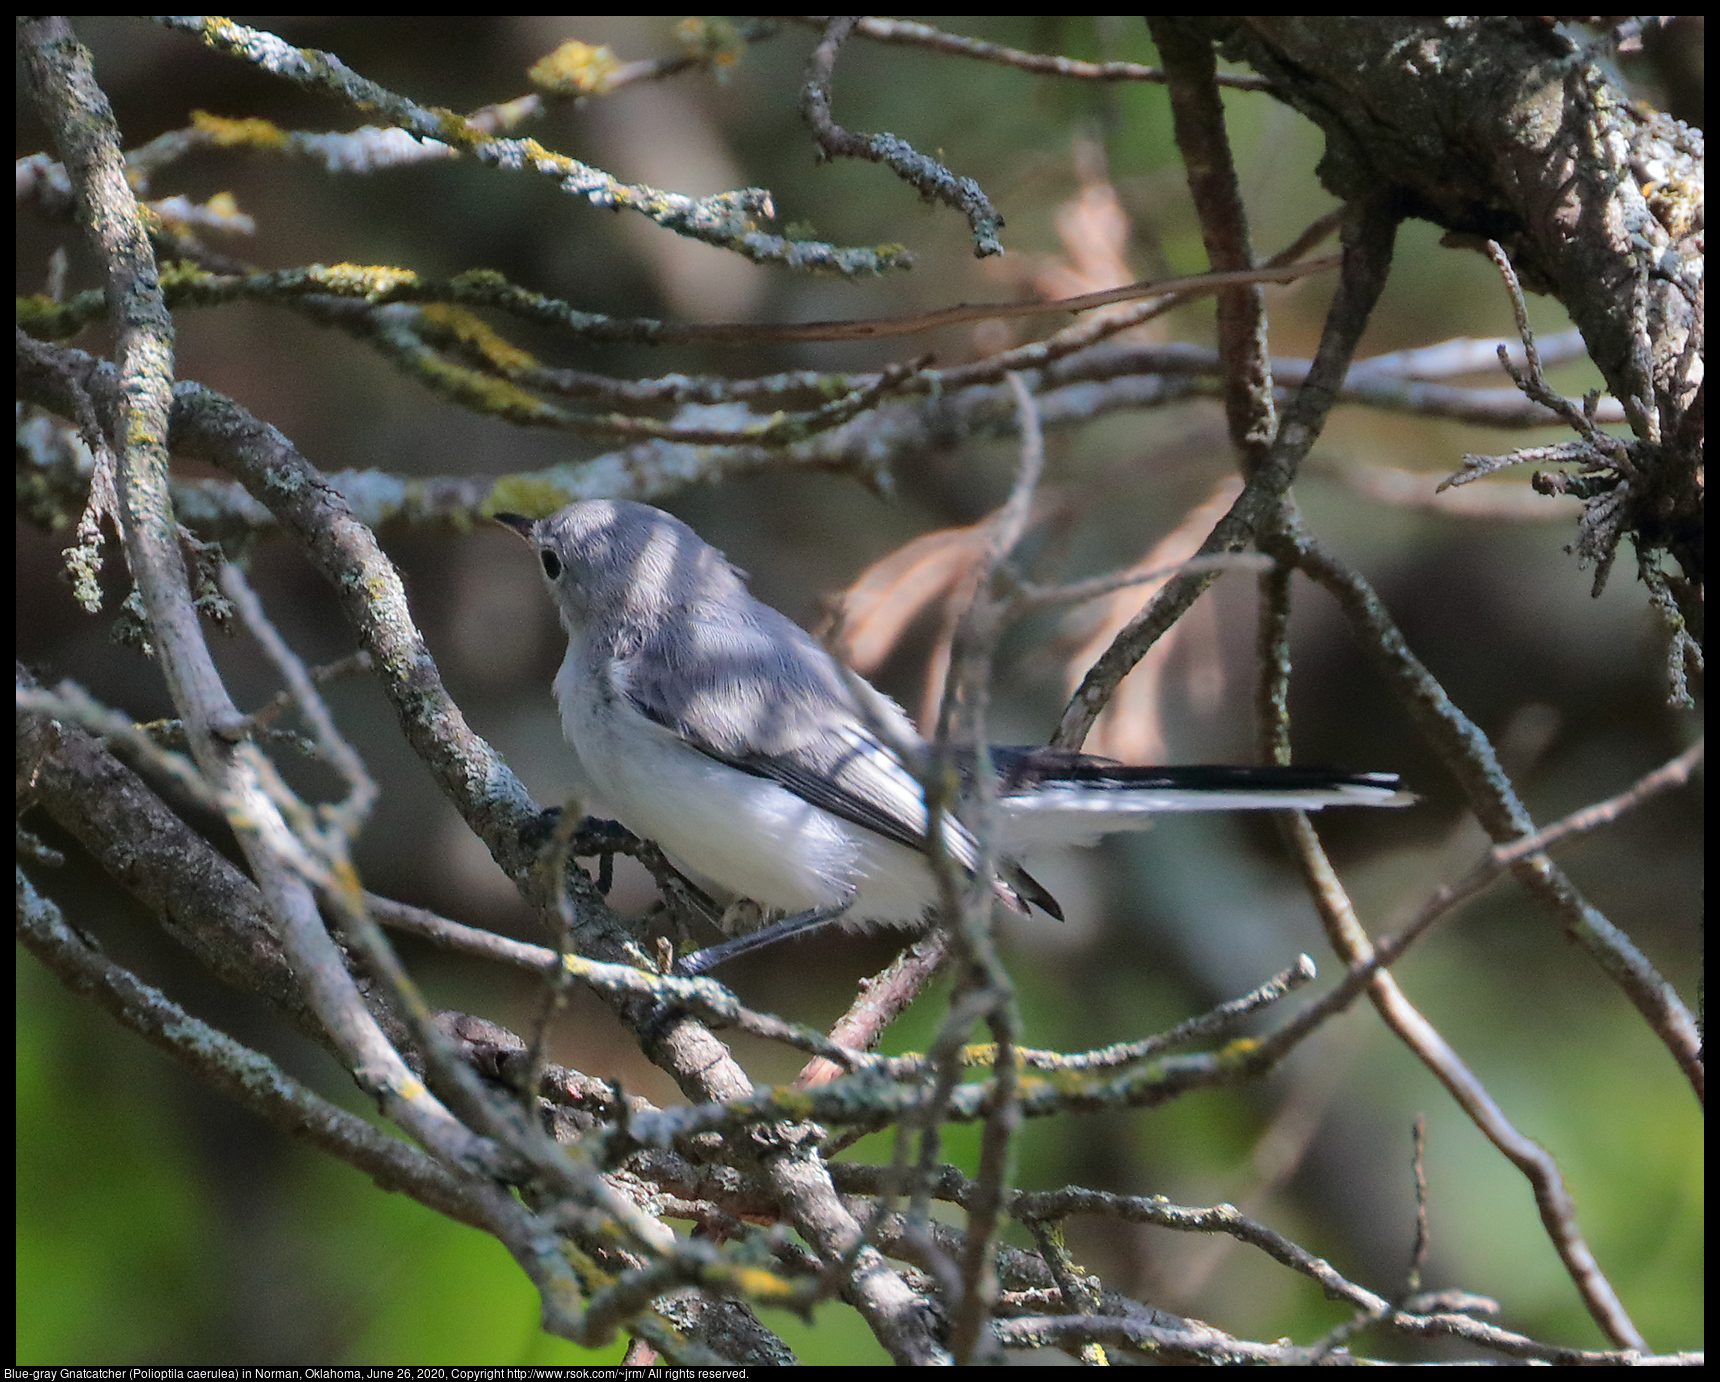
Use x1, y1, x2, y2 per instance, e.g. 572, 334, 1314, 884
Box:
539, 549, 562, 581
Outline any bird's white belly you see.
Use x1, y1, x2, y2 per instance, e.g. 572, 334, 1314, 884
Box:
556, 654, 937, 925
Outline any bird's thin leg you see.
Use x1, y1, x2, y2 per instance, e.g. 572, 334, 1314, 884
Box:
671, 900, 854, 977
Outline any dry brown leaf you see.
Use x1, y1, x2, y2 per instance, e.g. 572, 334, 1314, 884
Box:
1059, 476, 1245, 763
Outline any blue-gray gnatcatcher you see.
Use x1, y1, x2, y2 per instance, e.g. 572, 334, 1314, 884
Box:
497, 502, 1412, 975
